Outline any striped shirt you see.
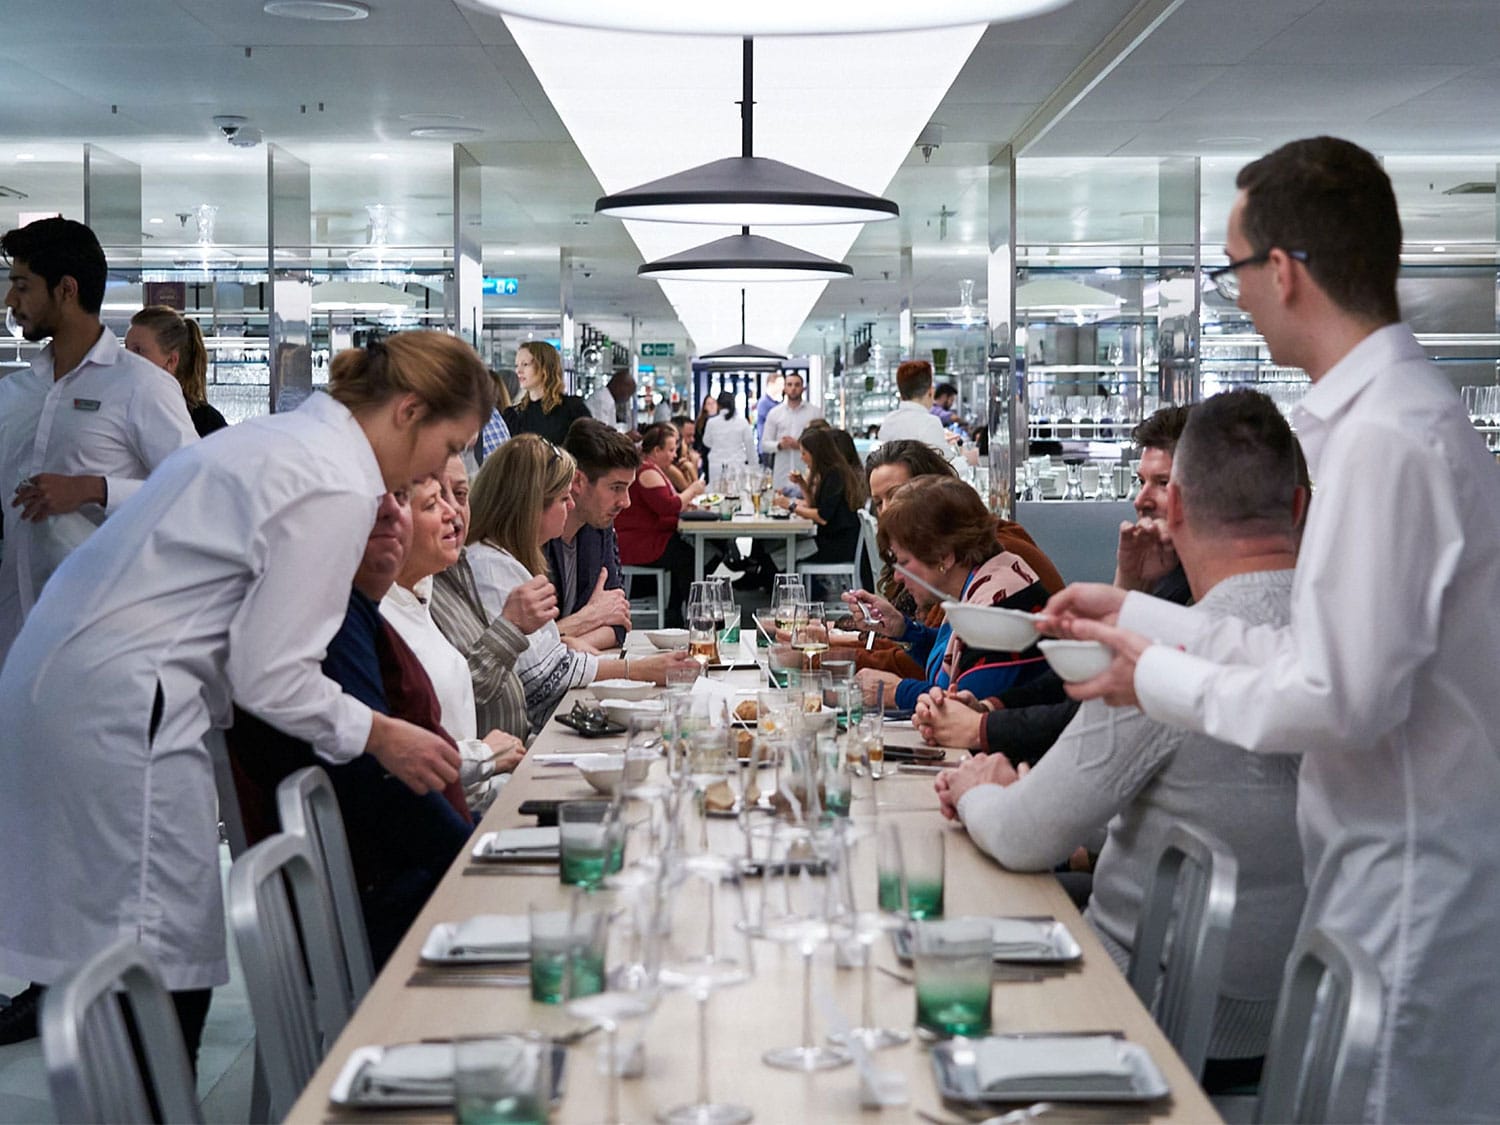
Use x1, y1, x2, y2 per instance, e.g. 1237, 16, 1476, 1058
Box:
429, 550, 532, 743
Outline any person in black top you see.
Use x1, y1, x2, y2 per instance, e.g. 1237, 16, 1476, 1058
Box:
125, 305, 229, 436
501, 339, 590, 446
775, 424, 866, 565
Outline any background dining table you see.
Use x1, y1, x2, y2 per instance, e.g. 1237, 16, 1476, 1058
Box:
675, 513, 816, 583
285, 636, 1220, 1124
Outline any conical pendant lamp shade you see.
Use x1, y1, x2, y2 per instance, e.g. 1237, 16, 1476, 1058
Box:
639, 231, 851, 282
698, 289, 788, 366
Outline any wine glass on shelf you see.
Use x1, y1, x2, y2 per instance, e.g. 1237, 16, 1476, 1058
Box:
759, 823, 852, 1073
656, 853, 756, 1124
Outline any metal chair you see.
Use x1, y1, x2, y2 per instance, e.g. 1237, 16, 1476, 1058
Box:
227, 832, 354, 1120
622, 564, 671, 628
1128, 823, 1239, 1080
276, 766, 373, 1006
1253, 926, 1384, 1124
41, 938, 203, 1124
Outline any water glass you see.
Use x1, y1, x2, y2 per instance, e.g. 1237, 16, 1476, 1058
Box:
876, 822, 944, 920
558, 800, 624, 889
529, 899, 608, 1005
453, 1033, 550, 1124
819, 735, 851, 820
911, 918, 993, 1038
857, 714, 885, 780
767, 641, 799, 688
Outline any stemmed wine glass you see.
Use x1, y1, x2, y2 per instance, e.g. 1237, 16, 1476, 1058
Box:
758, 822, 852, 1072
657, 855, 756, 1124
790, 602, 827, 673
826, 824, 910, 1051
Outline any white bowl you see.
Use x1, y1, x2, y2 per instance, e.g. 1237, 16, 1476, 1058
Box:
801, 706, 838, 732
574, 753, 624, 795
588, 679, 657, 702
602, 698, 666, 727
644, 628, 689, 650
942, 601, 1041, 651
1038, 639, 1113, 683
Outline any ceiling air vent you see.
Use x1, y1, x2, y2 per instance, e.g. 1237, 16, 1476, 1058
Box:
0, 185, 30, 200
1442, 181, 1495, 195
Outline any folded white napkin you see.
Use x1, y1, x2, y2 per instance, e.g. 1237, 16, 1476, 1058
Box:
990, 919, 1058, 959
362, 1043, 453, 1092
446, 914, 531, 957
973, 1036, 1133, 1094
689, 676, 739, 720
483, 827, 560, 855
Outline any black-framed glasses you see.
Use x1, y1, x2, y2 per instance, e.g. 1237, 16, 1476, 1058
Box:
1207, 249, 1308, 301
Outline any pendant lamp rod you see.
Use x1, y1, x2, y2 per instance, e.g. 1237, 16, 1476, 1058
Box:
740, 287, 747, 344
740, 38, 754, 159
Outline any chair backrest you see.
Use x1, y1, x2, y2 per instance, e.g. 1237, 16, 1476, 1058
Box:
227, 831, 354, 1120
41, 939, 203, 1125
1255, 926, 1384, 1124
1127, 822, 1238, 1079
856, 506, 880, 584
276, 766, 374, 1004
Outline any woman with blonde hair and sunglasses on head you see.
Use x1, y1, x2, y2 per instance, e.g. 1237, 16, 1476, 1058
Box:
125, 305, 228, 437
0, 330, 491, 1062
500, 340, 590, 446
467, 434, 695, 729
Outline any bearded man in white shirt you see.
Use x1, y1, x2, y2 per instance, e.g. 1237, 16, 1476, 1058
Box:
760, 371, 821, 492
0, 218, 197, 665
1043, 136, 1500, 1123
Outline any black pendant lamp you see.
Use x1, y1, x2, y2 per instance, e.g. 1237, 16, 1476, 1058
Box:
698, 289, 787, 367
597, 40, 897, 228
638, 227, 852, 283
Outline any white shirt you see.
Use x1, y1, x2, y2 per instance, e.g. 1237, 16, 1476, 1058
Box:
0, 391, 382, 990
586, 385, 623, 430
700, 412, 756, 482
761, 398, 822, 489
1120, 324, 1500, 1123
0, 327, 198, 661
381, 578, 503, 813
877, 399, 950, 452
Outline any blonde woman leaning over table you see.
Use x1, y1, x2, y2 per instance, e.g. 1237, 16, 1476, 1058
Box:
0, 331, 490, 1063
381, 473, 528, 816
466, 434, 696, 730
430, 453, 554, 747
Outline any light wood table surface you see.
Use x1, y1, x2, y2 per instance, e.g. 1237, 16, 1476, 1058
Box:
676, 514, 816, 582
287, 654, 1219, 1124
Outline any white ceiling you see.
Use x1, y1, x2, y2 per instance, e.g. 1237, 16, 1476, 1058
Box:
1, 0, 1498, 356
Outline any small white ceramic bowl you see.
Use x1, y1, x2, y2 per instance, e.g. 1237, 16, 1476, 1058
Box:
801, 706, 838, 732
574, 753, 625, 795
644, 628, 689, 650
588, 679, 657, 702
601, 698, 665, 727
1038, 639, 1113, 683
942, 601, 1041, 651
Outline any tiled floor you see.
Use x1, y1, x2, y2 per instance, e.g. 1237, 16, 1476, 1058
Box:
0, 845, 257, 1124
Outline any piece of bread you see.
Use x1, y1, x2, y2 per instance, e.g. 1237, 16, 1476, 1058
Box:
734, 699, 759, 722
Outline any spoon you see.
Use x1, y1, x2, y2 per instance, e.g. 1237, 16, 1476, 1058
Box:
895, 562, 955, 605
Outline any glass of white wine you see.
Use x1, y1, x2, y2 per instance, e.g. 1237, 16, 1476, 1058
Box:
791, 601, 827, 672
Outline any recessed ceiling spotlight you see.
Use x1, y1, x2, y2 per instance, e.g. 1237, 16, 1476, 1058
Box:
503, 249, 517, 256
368, 153, 390, 161
1433, 245, 1447, 253
408, 125, 484, 139
263, 1, 369, 20
466, 0, 1069, 34
15, 153, 35, 162
148, 217, 164, 224
399, 113, 466, 123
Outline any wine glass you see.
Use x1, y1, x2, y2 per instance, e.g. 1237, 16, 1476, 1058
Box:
656, 856, 756, 1124
826, 825, 910, 1051
759, 823, 852, 1072
770, 576, 807, 635
790, 602, 827, 672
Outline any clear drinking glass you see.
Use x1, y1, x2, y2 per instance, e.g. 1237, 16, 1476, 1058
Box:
912, 917, 994, 1039
453, 1033, 551, 1125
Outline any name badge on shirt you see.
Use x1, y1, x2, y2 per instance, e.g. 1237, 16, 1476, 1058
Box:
72, 398, 101, 412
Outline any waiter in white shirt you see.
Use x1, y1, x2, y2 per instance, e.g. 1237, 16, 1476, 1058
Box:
877, 358, 955, 453
586, 368, 635, 432
760, 371, 821, 492
0, 218, 197, 663
0, 332, 488, 1062
1042, 137, 1500, 1124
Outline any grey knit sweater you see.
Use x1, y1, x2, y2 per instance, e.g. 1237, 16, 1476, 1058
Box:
956, 569, 1305, 1059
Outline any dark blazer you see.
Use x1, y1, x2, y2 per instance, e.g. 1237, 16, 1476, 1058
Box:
543, 524, 627, 647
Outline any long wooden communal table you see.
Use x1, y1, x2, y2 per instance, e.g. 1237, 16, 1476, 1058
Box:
287, 651, 1220, 1124
675, 514, 816, 583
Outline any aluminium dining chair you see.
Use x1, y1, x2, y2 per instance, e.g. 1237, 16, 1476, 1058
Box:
227, 831, 353, 1121
275, 766, 374, 1006
1128, 822, 1239, 1080
1252, 925, 1384, 1124
41, 938, 203, 1124
622, 564, 671, 629
799, 506, 877, 596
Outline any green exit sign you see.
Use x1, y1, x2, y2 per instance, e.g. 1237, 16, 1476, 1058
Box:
641, 342, 675, 357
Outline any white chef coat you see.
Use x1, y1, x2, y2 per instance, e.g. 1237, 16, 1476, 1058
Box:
1120, 324, 1500, 1123
0, 327, 197, 661
380, 577, 502, 812
0, 391, 382, 990
700, 412, 756, 483
877, 399, 950, 452
760, 398, 822, 490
